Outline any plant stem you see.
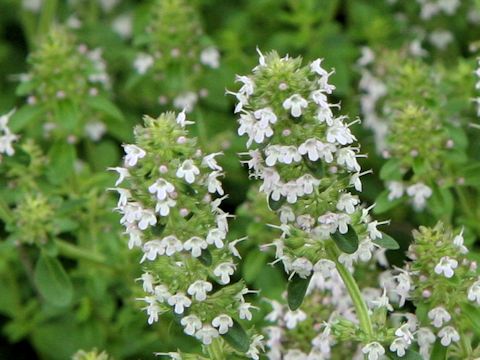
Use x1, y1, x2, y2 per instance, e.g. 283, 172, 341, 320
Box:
326, 241, 374, 338
37, 0, 58, 41
206, 338, 225, 360
459, 328, 472, 358
55, 239, 110, 268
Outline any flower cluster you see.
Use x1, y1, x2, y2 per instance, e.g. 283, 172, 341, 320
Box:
358, 49, 474, 212
111, 112, 261, 357
0, 110, 18, 159
233, 50, 391, 275
132, 0, 219, 112
383, 223, 480, 358
17, 26, 111, 142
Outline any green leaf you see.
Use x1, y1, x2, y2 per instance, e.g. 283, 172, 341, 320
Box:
86, 96, 124, 122
380, 159, 403, 181
373, 190, 403, 214
373, 232, 400, 250
462, 304, 480, 338
242, 251, 268, 283
198, 249, 212, 267
34, 253, 73, 307
331, 225, 358, 254
430, 340, 447, 360
46, 141, 76, 185
387, 349, 423, 360
287, 274, 312, 310
268, 194, 285, 211
221, 319, 249, 353
9, 105, 44, 132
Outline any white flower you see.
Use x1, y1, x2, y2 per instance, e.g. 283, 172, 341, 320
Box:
139, 272, 155, 293
183, 236, 208, 257
236, 75, 255, 96
326, 118, 356, 145
187, 280, 213, 301
212, 314, 233, 334
406, 183, 432, 210
138, 208, 157, 230
417, 327, 436, 359
434, 256, 458, 278
239, 302, 257, 321
395, 323, 414, 344
206, 228, 226, 248
246, 334, 264, 360
310, 59, 329, 77
284, 309, 307, 329
207, 171, 224, 195
311, 89, 329, 108
123, 144, 146, 167
175, 109, 194, 127
428, 307, 451, 328
393, 271, 412, 306
390, 337, 408, 357
336, 147, 360, 172
214, 262, 236, 284
125, 226, 142, 249
167, 293, 192, 314
361, 342, 385, 360
337, 193, 359, 214
155, 197, 177, 216
180, 314, 202, 335
438, 326, 460, 346
142, 296, 161, 324
283, 94, 308, 117
202, 152, 223, 171
195, 325, 219, 345
176, 159, 200, 184
141, 240, 165, 262
386, 181, 404, 201
468, 280, 480, 304
453, 228, 468, 254
108, 167, 130, 186
291, 257, 313, 279
200, 47, 220, 68
254, 107, 277, 127
317, 212, 340, 234
133, 53, 154, 74
279, 206, 295, 224
85, 121, 106, 141
109, 187, 131, 208
298, 138, 336, 162
154, 284, 171, 302
148, 178, 175, 201
336, 213, 351, 234
173, 92, 198, 113
370, 288, 393, 311
161, 235, 183, 256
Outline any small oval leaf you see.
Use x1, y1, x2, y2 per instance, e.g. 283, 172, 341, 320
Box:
268, 194, 285, 211
198, 248, 212, 266
34, 253, 73, 307
387, 349, 423, 360
373, 232, 400, 250
331, 225, 358, 254
287, 275, 312, 310
221, 319, 249, 353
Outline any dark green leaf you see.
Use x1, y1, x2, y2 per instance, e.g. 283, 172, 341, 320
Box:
34, 253, 73, 307
373, 232, 400, 250
242, 251, 268, 283
331, 225, 358, 254
287, 275, 312, 310
198, 249, 212, 266
387, 349, 423, 360
9, 105, 44, 132
430, 340, 447, 360
221, 319, 249, 353
268, 194, 285, 211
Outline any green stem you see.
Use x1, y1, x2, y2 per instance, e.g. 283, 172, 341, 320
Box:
326, 241, 374, 338
37, 0, 58, 41
459, 328, 472, 358
206, 338, 225, 360
55, 239, 110, 268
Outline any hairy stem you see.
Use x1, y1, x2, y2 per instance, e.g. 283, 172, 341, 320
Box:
326, 241, 374, 338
